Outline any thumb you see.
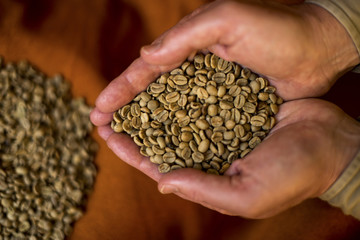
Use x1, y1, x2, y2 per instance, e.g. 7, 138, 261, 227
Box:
157, 168, 260, 217
140, 1, 232, 66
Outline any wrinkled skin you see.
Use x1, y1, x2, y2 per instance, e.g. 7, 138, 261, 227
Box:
91, 0, 360, 218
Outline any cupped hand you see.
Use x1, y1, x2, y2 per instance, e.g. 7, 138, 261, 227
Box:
138, 0, 359, 100
92, 0, 359, 126
96, 99, 360, 218
158, 99, 360, 218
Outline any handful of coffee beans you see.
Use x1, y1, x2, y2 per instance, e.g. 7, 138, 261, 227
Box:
111, 53, 282, 175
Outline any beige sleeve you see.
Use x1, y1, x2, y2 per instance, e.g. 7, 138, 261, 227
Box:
305, 0, 360, 73
319, 150, 360, 220
303, 1, 360, 218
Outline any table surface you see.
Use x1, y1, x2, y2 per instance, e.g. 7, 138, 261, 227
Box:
1, 0, 359, 239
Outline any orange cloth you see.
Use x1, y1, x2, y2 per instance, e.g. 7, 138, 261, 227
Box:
0, 0, 359, 239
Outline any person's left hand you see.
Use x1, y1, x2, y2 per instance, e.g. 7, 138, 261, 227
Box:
92, 97, 360, 218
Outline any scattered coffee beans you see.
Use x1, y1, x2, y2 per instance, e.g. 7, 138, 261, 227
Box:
0, 56, 97, 239
111, 53, 282, 175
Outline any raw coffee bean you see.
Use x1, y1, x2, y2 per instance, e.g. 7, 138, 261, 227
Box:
150, 155, 164, 164
258, 92, 269, 101
212, 72, 226, 83
249, 80, 260, 94
225, 120, 236, 130
147, 100, 160, 111
228, 85, 241, 96
208, 105, 218, 116
223, 131, 235, 140
181, 132, 193, 142
217, 58, 229, 71
206, 85, 218, 96
197, 87, 209, 99
234, 95, 246, 109
219, 100, 233, 110
211, 132, 223, 143
210, 116, 223, 127
163, 152, 176, 163
264, 86, 276, 93
175, 159, 186, 168
149, 83, 166, 94
195, 75, 208, 86
195, 119, 210, 130
270, 103, 279, 114
243, 102, 256, 113
192, 152, 205, 163
158, 163, 171, 173
173, 75, 188, 85
178, 116, 191, 127
178, 94, 188, 107
198, 139, 210, 153
181, 147, 192, 159
166, 92, 180, 103
250, 115, 266, 127
217, 85, 226, 97
175, 109, 187, 119
249, 136, 261, 149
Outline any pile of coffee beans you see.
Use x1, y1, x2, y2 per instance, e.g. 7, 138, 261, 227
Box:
111, 53, 282, 175
0, 57, 97, 239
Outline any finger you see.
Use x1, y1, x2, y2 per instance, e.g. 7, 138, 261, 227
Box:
140, 1, 232, 66
168, 186, 237, 215
141, 0, 221, 57
95, 58, 156, 113
95, 57, 182, 114
106, 132, 162, 182
90, 107, 113, 126
176, 0, 216, 25
97, 125, 114, 141
158, 168, 260, 217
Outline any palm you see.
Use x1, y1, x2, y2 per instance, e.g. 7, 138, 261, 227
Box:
215, 99, 359, 217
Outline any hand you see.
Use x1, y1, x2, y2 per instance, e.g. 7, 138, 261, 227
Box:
92, 0, 359, 122
137, 0, 359, 100
90, 0, 360, 218
95, 99, 360, 218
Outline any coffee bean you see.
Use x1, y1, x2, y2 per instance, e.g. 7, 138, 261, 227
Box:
195, 119, 209, 130
192, 152, 205, 163
198, 139, 210, 153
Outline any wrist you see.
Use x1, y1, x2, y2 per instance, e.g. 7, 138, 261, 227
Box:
300, 3, 360, 82
320, 150, 360, 220
322, 116, 360, 195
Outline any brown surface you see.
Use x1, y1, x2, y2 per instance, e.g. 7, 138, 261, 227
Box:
1, 0, 360, 239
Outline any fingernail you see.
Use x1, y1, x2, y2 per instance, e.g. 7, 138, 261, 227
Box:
159, 184, 178, 194
141, 41, 161, 55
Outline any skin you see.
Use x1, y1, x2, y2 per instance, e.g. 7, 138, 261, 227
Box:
91, 0, 360, 218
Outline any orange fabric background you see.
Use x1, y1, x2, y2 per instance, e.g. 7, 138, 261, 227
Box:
0, 0, 359, 239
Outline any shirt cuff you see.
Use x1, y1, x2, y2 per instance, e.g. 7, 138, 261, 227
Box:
320, 150, 360, 220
